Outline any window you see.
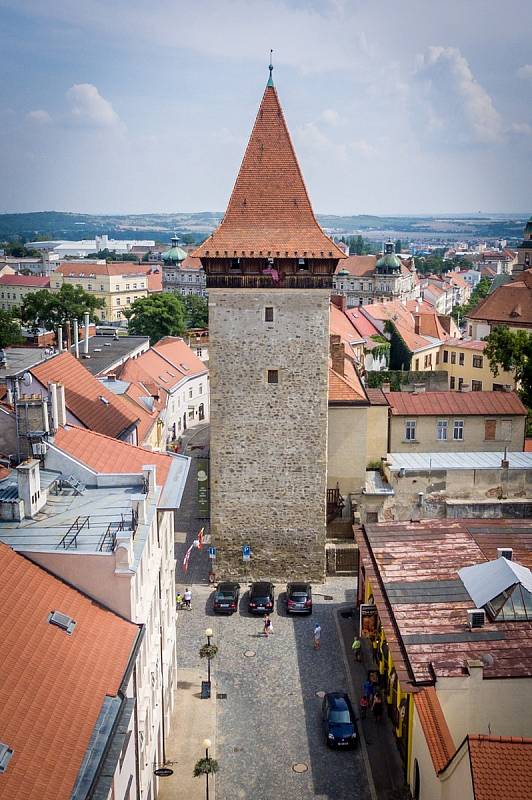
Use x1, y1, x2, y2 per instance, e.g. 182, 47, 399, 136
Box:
453, 420, 464, 440
414, 358, 419, 370
424, 355, 428, 368
459, 352, 464, 366
485, 419, 496, 441
267, 369, 279, 384
436, 352, 440, 365
125, 283, 130, 290
437, 420, 448, 440
405, 420, 416, 441
492, 383, 504, 391
458, 377, 463, 390
198, 384, 202, 394
264, 306, 274, 322
473, 355, 483, 368
197, 347, 203, 357
115, 285, 119, 291
450, 352, 456, 365
87, 284, 92, 291
133, 283, 137, 289
471, 380, 482, 391
189, 388, 193, 398
126, 297, 131, 304
116, 298, 121, 306
100, 284, 104, 291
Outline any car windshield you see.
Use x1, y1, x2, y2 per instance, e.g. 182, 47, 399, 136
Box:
291, 592, 308, 599
217, 591, 234, 598
329, 710, 351, 724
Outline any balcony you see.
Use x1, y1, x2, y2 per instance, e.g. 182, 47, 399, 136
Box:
206, 273, 334, 290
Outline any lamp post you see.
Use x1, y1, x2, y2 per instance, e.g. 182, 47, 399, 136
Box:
203, 738, 211, 800
205, 628, 213, 685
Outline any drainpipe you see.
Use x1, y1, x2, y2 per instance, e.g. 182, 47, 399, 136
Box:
84, 311, 90, 355
57, 326, 63, 352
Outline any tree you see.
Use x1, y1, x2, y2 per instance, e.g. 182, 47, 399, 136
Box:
452, 277, 492, 323
20, 284, 104, 333
484, 326, 532, 408
184, 295, 208, 329
124, 292, 186, 344
0, 310, 23, 348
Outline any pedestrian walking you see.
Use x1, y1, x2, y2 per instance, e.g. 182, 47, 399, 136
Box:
363, 678, 375, 702
351, 635, 362, 662
184, 588, 192, 609
263, 615, 273, 636
359, 694, 369, 720
313, 623, 321, 650
176, 592, 183, 609
372, 690, 384, 722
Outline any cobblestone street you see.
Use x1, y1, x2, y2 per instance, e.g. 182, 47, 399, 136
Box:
173, 424, 372, 799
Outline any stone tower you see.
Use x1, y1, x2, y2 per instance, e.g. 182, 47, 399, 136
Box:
193, 68, 346, 580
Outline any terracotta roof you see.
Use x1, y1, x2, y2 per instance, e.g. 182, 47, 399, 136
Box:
387, 390, 527, 416
328, 357, 367, 403
335, 255, 376, 277
193, 82, 345, 260
445, 270, 469, 289
31, 352, 142, 438
344, 308, 381, 339
54, 425, 173, 484
444, 337, 486, 351
365, 388, 389, 406
119, 338, 206, 391
414, 687, 455, 773
468, 272, 532, 326
0, 542, 138, 800
468, 735, 532, 800
525, 438, 532, 452
146, 268, 163, 292
180, 255, 203, 271
356, 518, 532, 682
56, 262, 150, 277
0, 275, 50, 287
330, 303, 365, 359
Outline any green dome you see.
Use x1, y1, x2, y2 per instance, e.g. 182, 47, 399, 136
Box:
525, 217, 532, 233
376, 252, 401, 270
162, 237, 187, 263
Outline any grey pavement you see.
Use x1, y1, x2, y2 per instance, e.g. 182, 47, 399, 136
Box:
171, 423, 409, 799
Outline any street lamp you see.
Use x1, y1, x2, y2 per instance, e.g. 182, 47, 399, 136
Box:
203, 739, 211, 800
205, 628, 213, 684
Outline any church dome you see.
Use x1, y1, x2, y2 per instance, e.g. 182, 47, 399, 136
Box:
376, 242, 401, 273
162, 236, 187, 264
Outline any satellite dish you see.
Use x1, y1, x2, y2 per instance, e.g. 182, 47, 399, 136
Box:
22, 372, 32, 386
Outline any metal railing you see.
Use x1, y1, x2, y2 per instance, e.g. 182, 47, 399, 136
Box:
206, 274, 333, 289
56, 516, 90, 550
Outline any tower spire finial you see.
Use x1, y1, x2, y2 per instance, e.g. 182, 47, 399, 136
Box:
267, 49, 274, 87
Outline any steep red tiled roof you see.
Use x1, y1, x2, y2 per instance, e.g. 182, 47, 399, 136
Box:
31, 352, 142, 438
335, 255, 376, 276
330, 303, 365, 360
328, 357, 367, 403
0, 542, 138, 800
468, 272, 532, 326
193, 82, 345, 259
344, 308, 381, 338
386, 390, 527, 416
414, 688, 455, 773
0, 275, 50, 287
444, 337, 486, 351
468, 736, 532, 800
181, 255, 203, 271
147, 268, 163, 292
54, 425, 173, 484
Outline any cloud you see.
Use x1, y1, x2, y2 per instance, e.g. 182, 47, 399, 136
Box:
415, 46, 503, 144
320, 109, 340, 126
65, 83, 122, 129
517, 64, 532, 80
509, 122, 532, 136
26, 109, 52, 124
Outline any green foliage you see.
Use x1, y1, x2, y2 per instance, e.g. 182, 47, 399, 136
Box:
20, 285, 104, 333
85, 249, 139, 262
394, 239, 402, 254
193, 757, 219, 777
184, 295, 208, 329
3, 243, 42, 258
199, 643, 218, 660
484, 326, 532, 408
124, 292, 186, 344
0, 310, 23, 348
452, 276, 491, 322
370, 334, 390, 365
339, 234, 377, 255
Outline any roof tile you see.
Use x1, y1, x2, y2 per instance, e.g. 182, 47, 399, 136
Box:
468, 735, 532, 800
386, 390, 527, 416
414, 687, 455, 773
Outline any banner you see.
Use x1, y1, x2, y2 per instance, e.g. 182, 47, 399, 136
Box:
359, 603, 379, 639
197, 459, 210, 517
182, 543, 194, 573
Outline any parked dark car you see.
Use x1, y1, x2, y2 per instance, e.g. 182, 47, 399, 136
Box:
213, 582, 240, 614
286, 582, 312, 615
248, 581, 275, 614
322, 692, 358, 748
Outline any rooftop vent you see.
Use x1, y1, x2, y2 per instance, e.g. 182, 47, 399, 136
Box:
0, 742, 14, 774
99, 395, 110, 405
467, 609, 486, 629
497, 547, 513, 561
48, 610, 76, 635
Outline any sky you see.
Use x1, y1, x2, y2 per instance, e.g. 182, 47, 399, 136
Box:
0, 0, 531, 216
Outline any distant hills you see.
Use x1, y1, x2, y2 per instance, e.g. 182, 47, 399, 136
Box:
0, 210, 528, 244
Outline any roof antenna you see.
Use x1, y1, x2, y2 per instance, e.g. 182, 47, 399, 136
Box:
267, 49, 274, 87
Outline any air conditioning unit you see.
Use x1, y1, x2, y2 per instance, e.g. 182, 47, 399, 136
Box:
497, 547, 513, 560
468, 609, 486, 629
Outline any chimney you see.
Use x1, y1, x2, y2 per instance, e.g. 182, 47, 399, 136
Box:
331, 294, 347, 312
414, 315, 420, 334
57, 383, 66, 427
106, 373, 117, 382
57, 327, 63, 352
83, 312, 90, 355
330, 334, 345, 377
49, 382, 59, 430
17, 458, 46, 518
142, 465, 157, 497
73, 318, 79, 359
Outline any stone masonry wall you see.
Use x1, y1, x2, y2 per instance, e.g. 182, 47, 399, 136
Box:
208, 288, 330, 581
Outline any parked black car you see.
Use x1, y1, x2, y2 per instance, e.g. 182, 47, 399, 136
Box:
322, 692, 358, 748
213, 582, 240, 614
248, 581, 275, 614
286, 582, 312, 614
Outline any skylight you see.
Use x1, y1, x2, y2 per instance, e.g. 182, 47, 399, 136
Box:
48, 610, 76, 635
459, 558, 532, 622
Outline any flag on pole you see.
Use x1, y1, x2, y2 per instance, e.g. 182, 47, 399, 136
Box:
197, 528, 204, 550
182, 543, 194, 573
